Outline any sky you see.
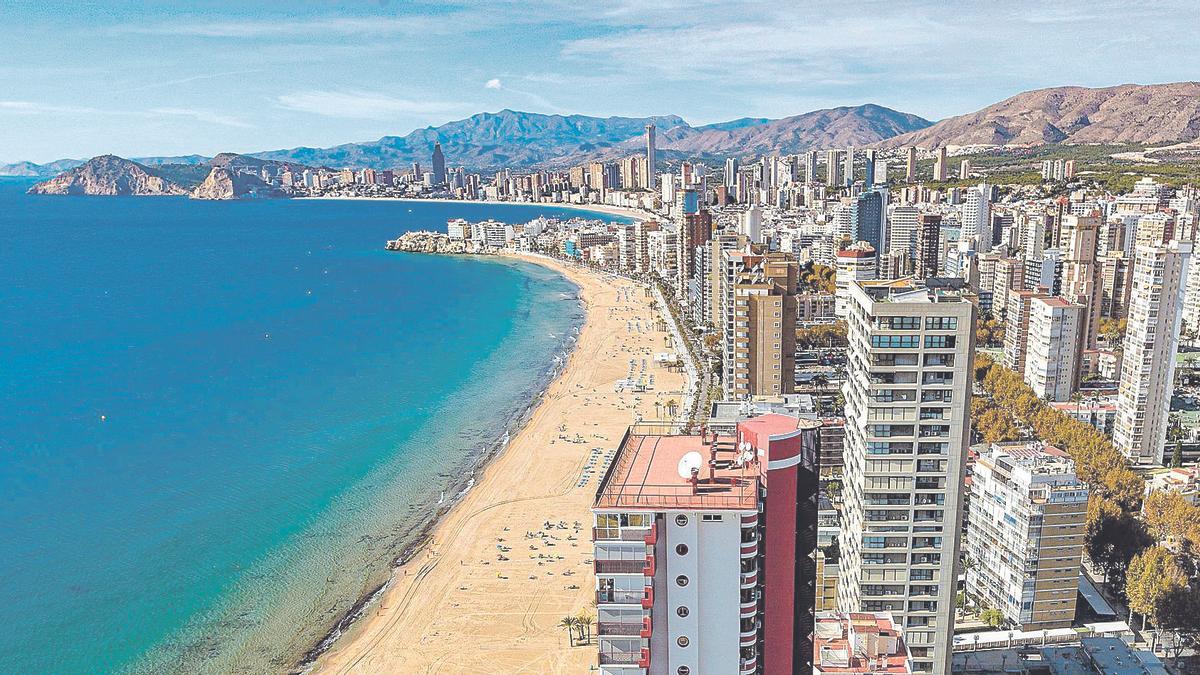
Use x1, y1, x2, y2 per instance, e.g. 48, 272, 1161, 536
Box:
3, 0, 1200, 163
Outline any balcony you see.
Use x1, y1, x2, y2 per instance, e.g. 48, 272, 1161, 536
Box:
597, 622, 643, 637
598, 586, 653, 605
741, 540, 758, 558
640, 616, 653, 639
740, 626, 758, 647
741, 569, 758, 588
593, 526, 654, 543
740, 656, 758, 674
599, 651, 642, 665
741, 512, 759, 527
641, 584, 655, 609
595, 559, 647, 574
741, 596, 757, 618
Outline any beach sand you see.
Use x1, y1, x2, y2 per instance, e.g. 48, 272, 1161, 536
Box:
312, 254, 687, 674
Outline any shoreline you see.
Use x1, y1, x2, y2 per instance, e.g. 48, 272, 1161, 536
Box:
296, 194, 650, 222
308, 252, 688, 674
294, 264, 585, 671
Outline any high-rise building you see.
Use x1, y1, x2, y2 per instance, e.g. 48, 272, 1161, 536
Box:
852, 189, 887, 256
932, 147, 948, 182
916, 214, 942, 279
964, 443, 1088, 630
591, 414, 820, 675
718, 251, 798, 398
958, 159, 971, 180
839, 279, 975, 675
1114, 240, 1193, 464
961, 184, 992, 251
431, 141, 446, 185
1060, 214, 1104, 353
1024, 296, 1085, 401
888, 206, 920, 261
864, 149, 877, 187
905, 147, 918, 181
805, 150, 819, 184
645, 124, 657, 184
826, 150, 845, 187
834, 244, 877, 319
724, 157, 739, 189
844, 147, 856, 187
1004, 289, 1043, 373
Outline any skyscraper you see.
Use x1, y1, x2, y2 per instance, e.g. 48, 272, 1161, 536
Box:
839, 279, 975, 675
645, 124, 657, 184
1024, 296, 1085, 402
1114, 240, 1193, 464
431, 141, 446, 185
724, 157, 739, 189
864, 149, 876, 187
916, 214, 943, 279
960, 184, 991, 251
851, 188, 887, 255
826, 149, 844, 187
844, 147, 856, 187
932, 147, 948, 182
1060, 215, 1104, 354
804, 150, 819, 184
906, 147, 917, 181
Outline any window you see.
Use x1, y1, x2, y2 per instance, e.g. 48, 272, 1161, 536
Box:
871, 334, 919, 348
676, 544, 689, 556
881, 316, 921, 330
675, 514, 689, 527
678, 667, 691, 675
677, 636, 690, 648
701, 514, 723, 522
924, 335, 956, 348
925, 317, 958, 330
677, 606, 690, 618
676, 575, 690, 587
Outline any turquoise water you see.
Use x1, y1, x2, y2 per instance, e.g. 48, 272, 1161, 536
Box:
0, 181, 629, 673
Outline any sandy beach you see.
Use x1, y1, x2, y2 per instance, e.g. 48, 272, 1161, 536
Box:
298, 195, 651, 222
311, 254, 687, 674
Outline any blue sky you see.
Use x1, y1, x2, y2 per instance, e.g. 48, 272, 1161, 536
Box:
3, 0, 1199, 163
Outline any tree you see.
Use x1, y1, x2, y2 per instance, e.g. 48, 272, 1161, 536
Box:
979, 608, 1005, 628
1172, 440, 1184, 468
1086, 495, 1151, 588
575, 611, 594, 645
1126, 546, 1188, 630
559, 616, 578, 647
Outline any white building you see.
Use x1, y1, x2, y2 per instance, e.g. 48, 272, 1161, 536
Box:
835, 244, 877, 319
1114, 240, 1192, 464
839, 279, 976, 674
965, 443, 1088, 630
961, 184, 992, 252
1024, 296, 1084, 402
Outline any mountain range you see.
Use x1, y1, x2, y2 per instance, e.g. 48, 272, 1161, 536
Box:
13, 82, 1200, 189
881, 82, 1200, 149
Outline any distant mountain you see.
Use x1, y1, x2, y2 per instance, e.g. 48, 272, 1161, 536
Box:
252, 106, 930, 170
0, 158, 85, 178
881, 82, 1200, 149
252, 110, 688, 170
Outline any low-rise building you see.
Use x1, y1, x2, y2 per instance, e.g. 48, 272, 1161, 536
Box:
814, 611, 913, 674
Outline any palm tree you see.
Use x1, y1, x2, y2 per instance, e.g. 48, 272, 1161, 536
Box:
559, 616, 578, 647
575, 611, 595, 645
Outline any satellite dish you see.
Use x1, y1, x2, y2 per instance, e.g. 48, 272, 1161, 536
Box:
678, 451, 704, 480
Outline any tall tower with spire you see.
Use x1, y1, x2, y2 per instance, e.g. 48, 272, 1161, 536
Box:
431, 141, 446, 186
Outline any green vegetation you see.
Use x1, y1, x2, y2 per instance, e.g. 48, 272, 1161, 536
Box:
979, 607, 1005, 629
800, 263, 835, 294
796, 321, 847, 349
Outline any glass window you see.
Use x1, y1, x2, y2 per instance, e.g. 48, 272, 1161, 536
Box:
924, 317, 958, 330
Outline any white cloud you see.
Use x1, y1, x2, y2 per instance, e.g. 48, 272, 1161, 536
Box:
485, 78, 502, 90
150, 107, 252, 128
276, 90, 467, 120
115, 16, 456, 38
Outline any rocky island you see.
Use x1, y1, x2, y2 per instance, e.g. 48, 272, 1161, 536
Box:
28, 155, 188, 196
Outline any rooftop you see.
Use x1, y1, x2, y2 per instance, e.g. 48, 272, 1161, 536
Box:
814, 611, 911, 674
594, 414, 813, 511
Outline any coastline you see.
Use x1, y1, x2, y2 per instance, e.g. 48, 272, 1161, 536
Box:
296, 194, 650, 222
308, 252, 688, 674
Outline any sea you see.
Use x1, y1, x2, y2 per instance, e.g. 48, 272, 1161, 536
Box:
0, 180, 631, 674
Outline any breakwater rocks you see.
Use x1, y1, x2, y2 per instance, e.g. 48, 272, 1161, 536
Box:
385, 231, 495, 254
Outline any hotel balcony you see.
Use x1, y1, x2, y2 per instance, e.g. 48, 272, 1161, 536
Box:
740, 569, 758, 588
741, 512, 759, 528
641, 584, 655, 609
740, 655, 758, 674
740, 595, 758, 618
739, 625, 758, 647
599, 650, 643, 666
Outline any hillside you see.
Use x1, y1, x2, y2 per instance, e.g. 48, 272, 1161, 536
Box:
28, 155, 188, 195
882, 82, 1200, 149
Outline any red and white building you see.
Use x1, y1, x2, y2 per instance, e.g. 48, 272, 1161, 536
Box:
814, 611, 913, 674
592, 414, 820, 675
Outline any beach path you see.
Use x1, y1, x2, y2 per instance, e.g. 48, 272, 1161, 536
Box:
313, 255, 687, 674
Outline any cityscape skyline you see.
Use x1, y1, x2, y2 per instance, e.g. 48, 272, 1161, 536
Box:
5, 0, 1200, 162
